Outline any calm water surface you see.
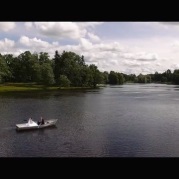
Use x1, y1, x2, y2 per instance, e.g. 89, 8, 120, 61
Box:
0, 83, 179, 157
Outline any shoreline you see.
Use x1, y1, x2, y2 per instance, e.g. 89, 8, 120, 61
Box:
0, 82, 175, 93
0, 83, 102, 93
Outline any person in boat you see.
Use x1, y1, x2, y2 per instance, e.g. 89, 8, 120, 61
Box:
41, 117, 45, 125
37, 117, 41, 125
38, 117, 45, 125
28, 117, 33, 124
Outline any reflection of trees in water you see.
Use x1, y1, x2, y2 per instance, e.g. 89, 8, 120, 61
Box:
9, 126, 58, 157
15, 126, 57, 134
0, 88, 101, 99
0, 91, 56, 99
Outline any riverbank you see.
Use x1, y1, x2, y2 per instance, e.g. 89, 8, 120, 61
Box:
0, 83, 102, 93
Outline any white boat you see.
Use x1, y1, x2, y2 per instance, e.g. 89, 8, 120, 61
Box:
16, 119, 58, 131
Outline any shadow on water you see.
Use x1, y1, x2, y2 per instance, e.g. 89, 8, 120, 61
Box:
15, 125, 58, 134
0, 88, 103, 99
109, 86, 123, 88
0, 91, 54, 99
2, 84, 179, 157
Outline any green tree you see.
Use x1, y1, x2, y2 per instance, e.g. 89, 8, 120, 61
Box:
103, 71, 109, 84
154, 72, 162, 82
166, 69, 172, 82
53, 50, 61, 83
41, 63, 55, 85
39, 52, 50, 64
32, 63, 42, 83
79, 65, 90, 87
88, 64, 103, 88
161, 76, 167, 82
173, 69, 179, 84
117, 73, 124, 84
0, 54, 11, 83
137, 74, 147, 83
57, 75, 71, 87
16, 51, 39, 82
108, 71, 118, 84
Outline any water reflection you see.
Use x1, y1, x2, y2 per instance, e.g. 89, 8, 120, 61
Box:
1, 84, 179, 156
15, 125, 58, 134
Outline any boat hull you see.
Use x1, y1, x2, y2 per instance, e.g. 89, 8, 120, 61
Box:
16, 119, 58, 131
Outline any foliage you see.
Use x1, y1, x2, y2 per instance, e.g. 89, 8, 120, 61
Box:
41, 63, 55, 85
0, 50, 179, 86
0, 55, 12, 83
88, 64, 103, 88
57, 75, 71, 87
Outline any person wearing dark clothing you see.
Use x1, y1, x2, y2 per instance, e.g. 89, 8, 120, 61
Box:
41, 118, 45, 125
38, 116, 44, 125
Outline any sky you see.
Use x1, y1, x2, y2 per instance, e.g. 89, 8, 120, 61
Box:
1, 22, 179, 75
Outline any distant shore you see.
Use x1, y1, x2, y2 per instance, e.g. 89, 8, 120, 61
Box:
0, 83, 103, 93
1, 82, 174, 93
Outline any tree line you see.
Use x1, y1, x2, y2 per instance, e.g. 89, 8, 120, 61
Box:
0, 50, 103, 88
0, 50, 179, 87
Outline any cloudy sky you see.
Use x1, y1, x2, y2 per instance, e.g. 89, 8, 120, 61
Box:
1, 22, 179, 75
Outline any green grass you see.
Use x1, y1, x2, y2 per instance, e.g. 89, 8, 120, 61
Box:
58, 86, 93, 90
0, 83, 96, 93
0, 83, 56, 92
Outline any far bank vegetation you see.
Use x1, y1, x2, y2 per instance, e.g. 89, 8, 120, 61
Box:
0, 50, 179, 88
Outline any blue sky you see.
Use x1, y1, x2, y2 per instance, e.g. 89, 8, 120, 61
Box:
0, 22, 179, 75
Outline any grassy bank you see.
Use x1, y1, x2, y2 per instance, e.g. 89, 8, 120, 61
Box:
0, 83, 98, 93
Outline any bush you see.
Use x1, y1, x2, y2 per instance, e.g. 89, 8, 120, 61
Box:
57, 75, 71, 87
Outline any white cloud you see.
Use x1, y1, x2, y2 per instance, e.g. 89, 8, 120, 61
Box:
77, 22, 103, 28
0, 37, 171, 75
19, 36, 51, 48
24, 22, 33, 29
33, 22, 87, 39
52, 41, 59, 46
171, 64, 179, 70
160, 22, 179, 26
18, 36, 64, 57
2, 21, 179, 75
134, 52, 158, 62
120, 52, 158, 62
94, 42, 123, 52
79, 38, 93, 50
0, 22, 16, 32
171, 40, 179, 48
0, 35, 174, 75
0, 38, 22, 56
154, 22, 179, 30
123, 60, 141, 67
0, 38, 15, 51
51, 38, 165, 74
23, 22, 103, 40
87, 32, 100, 42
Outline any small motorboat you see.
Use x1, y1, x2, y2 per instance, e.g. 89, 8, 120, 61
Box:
16, 119, 58, 131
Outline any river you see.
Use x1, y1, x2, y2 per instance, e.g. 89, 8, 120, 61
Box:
0, 83, 179, 157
